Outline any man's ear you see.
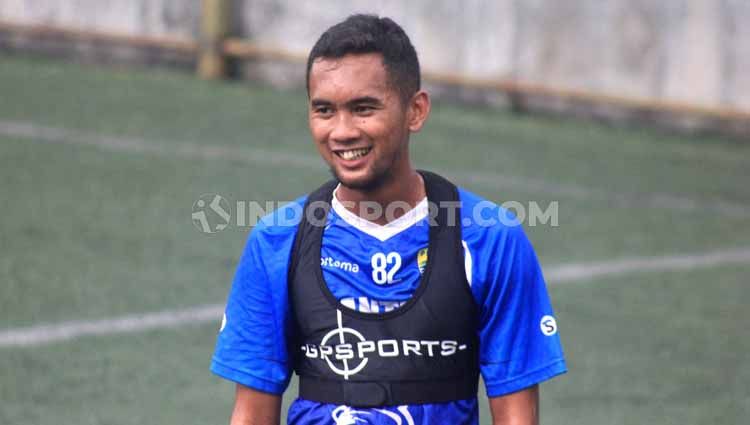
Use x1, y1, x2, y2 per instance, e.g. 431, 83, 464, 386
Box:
407, 90, 431, 132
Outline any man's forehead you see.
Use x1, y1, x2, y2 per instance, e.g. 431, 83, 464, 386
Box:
311, 52, 383, 70
309, 53, 391, 98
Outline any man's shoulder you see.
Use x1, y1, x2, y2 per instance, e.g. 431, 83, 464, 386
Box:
457, 187, 524, 240
249, 195, 308, 241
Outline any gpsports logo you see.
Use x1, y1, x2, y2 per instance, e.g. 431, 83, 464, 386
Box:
301, 310, 469, 380
332, 405, 414, 425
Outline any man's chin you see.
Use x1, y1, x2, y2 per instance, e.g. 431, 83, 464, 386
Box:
330, 168, 385, 192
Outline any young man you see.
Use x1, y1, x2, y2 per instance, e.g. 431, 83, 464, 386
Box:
211, 14, 566, 425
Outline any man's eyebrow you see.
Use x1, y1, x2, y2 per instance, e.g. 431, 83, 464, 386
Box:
310, 97, 383, 108
310, 99, 332, 107
346, 96, 383, 106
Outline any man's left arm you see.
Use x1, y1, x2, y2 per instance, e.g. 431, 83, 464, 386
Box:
465, 208, 566, 421
489, 385, 539, 425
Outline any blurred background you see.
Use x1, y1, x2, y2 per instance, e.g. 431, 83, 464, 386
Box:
0, 1, 748, 424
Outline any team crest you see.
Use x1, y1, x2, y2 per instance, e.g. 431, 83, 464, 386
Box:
417, 247, 428, 274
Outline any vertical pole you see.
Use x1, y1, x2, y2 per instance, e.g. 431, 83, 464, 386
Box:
198, 0, 229, 79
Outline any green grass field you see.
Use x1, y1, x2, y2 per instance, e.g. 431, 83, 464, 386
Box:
1, 54, 748, 425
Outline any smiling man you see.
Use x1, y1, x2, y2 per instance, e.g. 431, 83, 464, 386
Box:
211, 14, 566, 425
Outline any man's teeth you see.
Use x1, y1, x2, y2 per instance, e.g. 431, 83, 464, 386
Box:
339, 148, 370, 160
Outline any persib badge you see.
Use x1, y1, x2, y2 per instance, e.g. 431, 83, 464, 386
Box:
417, 247, 428, 274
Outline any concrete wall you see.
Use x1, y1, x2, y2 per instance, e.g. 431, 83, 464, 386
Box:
0, 0, 200, 67
0, 0, 200, 38
233, 0, 750, 112
1, 0, 748, 132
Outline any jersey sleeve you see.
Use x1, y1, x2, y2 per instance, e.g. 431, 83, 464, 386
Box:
210, 199, 304, 395
462, 194, 567, 397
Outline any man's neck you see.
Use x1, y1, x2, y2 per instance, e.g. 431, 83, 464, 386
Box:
335, 170, 426, 225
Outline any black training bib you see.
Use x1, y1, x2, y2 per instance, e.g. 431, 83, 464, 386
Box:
288, 171, 479, 407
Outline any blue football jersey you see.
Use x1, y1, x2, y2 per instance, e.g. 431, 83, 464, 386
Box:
211, 186, 566, 424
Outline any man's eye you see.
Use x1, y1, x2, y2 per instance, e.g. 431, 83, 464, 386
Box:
315, 106, 333, 115
354, 105, 374, 114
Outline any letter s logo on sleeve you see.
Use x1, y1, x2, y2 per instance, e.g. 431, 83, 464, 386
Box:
540, 315, 558, 336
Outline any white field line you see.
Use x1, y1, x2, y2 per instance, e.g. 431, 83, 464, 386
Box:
1, 119, 747, 218
545, 247, 750, 283
0, 304, 224, 348
1, 247, 749, 348
0, 120, 321, 169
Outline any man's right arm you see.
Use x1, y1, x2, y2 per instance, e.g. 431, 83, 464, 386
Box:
211, 201, 307, 423
230, 384, 281, 425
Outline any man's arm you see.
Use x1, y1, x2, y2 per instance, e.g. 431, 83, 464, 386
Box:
230, 384, 282, 425
489, 385, 539, 425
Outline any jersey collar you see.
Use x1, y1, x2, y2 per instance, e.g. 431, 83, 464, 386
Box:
331, 184, 428, 242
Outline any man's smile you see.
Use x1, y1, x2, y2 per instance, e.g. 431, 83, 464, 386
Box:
334, 147, 372, 161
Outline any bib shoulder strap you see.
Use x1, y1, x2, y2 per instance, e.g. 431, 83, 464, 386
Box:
288, 179, 337, 277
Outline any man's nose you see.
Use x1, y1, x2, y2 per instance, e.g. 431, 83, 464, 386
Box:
329, 113, 360, 143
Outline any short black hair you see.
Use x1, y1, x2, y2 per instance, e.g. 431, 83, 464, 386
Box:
306, 14, 421, 102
